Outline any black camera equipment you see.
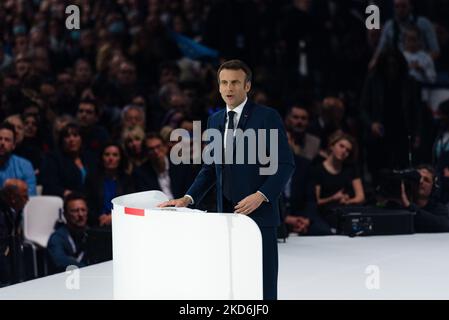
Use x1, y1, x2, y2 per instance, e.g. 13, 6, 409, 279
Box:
376, 168, 421, 201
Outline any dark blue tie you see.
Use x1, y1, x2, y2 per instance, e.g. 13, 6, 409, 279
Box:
223, 111, 236, 201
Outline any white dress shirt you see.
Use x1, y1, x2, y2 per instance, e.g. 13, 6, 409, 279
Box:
158, 157, 174, 200
224, 97, 246, 148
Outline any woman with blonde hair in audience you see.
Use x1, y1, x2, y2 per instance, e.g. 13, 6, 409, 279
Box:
121, 125, 147, 174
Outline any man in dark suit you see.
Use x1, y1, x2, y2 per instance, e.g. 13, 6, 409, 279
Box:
135, 132, 197, 199
159, 60, 295, 300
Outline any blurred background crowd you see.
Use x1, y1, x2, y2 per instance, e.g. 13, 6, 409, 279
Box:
1, 0, 449, 287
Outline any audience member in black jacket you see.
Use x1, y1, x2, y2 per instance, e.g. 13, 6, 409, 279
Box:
85, 142, 135, 227
284, 155, 333, 236
134, 132, 196, 199
400, 165, 449, 233
0, 179, 28, 286
40, 123, 97, 197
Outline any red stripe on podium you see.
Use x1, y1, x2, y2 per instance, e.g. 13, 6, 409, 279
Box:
124, 207, 145, 216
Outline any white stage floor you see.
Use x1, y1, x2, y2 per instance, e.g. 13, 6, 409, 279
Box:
1, 234, 448, 300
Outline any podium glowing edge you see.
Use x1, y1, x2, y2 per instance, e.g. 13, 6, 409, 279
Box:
112, 191, 263, 300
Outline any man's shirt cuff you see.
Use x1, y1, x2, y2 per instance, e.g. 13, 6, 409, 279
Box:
184, 195, 194, 205
257, 191, 269, 202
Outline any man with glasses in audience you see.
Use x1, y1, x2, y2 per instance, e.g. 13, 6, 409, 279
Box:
134, 132, 196, 200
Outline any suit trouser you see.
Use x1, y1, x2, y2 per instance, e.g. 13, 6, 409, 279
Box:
223, 197, 278, 300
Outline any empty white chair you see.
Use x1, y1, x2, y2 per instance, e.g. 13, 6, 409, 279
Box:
23, 196, 63, 277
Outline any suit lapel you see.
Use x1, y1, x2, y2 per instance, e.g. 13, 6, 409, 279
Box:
217, 109, 226, 134
235, 100, 256, 146
237, 100, 255, 131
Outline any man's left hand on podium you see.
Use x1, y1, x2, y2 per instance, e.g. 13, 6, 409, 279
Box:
234, 192, 266, 215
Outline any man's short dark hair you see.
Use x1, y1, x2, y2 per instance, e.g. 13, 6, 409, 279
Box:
287, 104, 310, 116
217, 59, 252, 84
416, 164, 435, 178
0, 122, 16, 142
159, 61, 181, 77
79, 98, 100, 115
145, 132, 164, 144
63, 192, 87, 215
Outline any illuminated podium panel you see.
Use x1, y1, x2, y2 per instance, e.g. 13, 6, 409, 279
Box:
111, 191, 263, 300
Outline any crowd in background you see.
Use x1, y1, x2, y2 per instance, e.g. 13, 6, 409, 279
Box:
1, 0, 449, 286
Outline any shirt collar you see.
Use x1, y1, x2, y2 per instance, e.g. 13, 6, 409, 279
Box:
226, 97, 247, 118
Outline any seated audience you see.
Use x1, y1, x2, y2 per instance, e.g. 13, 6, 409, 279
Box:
134, 132, 196, 199
40, 123, 96, 197
400, 165, 449, 233
121, 104, 146, 131
18, 113, 45, 178
309, 97, 348, 161
313, 132, 365, 230
284, 155, 333, 236
76, 99, 109, 156
0, 179, 28, 286
121, 125, 147, 173
47, 193, 89, 274
284, 104, 320, 161
0, 123, 36, 196
85, 142, 135, 227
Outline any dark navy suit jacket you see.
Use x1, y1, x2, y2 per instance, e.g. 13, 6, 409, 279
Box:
134, 160, 198, 199
186, 101, 295, 227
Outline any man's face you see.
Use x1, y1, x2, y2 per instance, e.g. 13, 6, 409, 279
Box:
219, 69, 250, 108
15, 59, 30, 79
14, 35, 28, 54
57, 73, 75, 94
117, 63, 136, 86
418, 169, 433, 199
40, 83, 58, 106
286, 107, 309, 133
0, 129, 15, 157
34, 49, 49, 73
77, 103, 97, 127
146, 137, 167, 161
75, 61, 92, 84
159, 68, 179, 86
65, 199, 88, 229
123, 108, 144, 129
7, 118, 24, 144
395, 0, 411, 20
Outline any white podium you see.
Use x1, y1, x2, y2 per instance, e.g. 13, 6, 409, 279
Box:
111, 191, 263, 300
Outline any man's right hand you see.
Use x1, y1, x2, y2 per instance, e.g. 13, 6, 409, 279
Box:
158, 196, 192, 208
